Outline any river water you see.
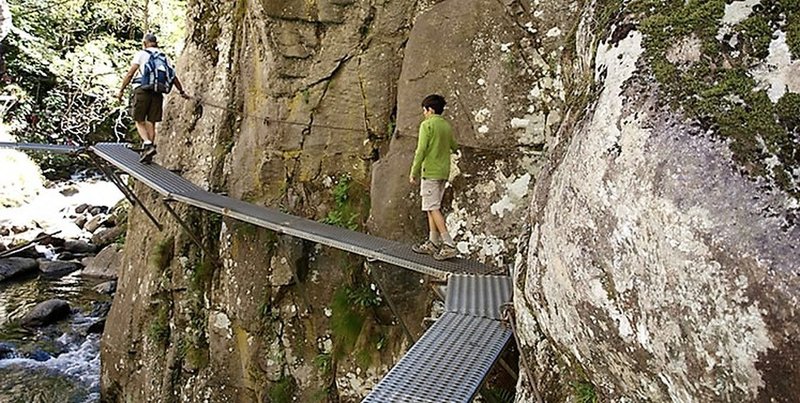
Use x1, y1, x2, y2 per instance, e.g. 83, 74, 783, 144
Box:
0, 172, 123, 403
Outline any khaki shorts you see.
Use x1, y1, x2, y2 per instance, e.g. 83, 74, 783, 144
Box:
420, 179, 446, 211
131, 87, 164, 122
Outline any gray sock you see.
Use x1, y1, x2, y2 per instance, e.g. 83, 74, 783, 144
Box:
441, 232, 454, 247
429, 231, 442, 246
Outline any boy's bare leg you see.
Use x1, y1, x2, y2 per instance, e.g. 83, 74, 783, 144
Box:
427, 212, 439, 241
430, 209, 452, 245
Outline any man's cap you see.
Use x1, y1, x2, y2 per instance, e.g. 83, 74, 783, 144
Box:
143, 33, 158, 44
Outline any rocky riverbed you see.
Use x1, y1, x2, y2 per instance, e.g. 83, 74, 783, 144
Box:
0, 170, 125, 403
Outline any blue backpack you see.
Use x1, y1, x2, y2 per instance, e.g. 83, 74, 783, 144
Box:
138, 50, 175, 94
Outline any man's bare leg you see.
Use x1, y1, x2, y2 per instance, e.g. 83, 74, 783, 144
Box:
135, 121, 152, 143
144, 121, 157, 143
137, 121, 158, 163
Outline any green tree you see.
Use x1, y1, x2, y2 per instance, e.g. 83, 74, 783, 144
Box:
1, 0, 185, 174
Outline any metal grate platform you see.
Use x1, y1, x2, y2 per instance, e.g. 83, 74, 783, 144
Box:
91, 143, 204, 195
362, 312, 511, 403
0, 142, 82, 154
445, 275, 513, 320
89, 143, 499, 278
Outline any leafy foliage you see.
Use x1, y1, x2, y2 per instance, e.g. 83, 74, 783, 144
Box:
482, 387, 515, 403
148, 301, 171, 347
571, 380, 598, 403
313, 353, 332, 375
322, 174, 360, 230
1, 0, 185, 175
267, 375, 297, 403
150, 235, 174, 272
346, 284, 382, 309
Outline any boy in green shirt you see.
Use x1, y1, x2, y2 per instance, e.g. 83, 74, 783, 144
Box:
409, 94, 458, 260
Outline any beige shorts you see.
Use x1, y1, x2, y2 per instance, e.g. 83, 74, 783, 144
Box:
420, 179, 446, 211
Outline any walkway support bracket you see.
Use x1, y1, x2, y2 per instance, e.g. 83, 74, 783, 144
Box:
88, 154, 162, 231
367, 263, 417, 344
162, 199, 213, 258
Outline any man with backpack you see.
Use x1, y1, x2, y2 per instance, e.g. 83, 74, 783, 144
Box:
116, 33, 188, 163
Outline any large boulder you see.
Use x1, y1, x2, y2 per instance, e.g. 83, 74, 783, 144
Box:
88, 206, 109, 216
5, 245, 42, 259
34, 232, 65, 247
515, 6, 800, 402
87, 319, 106, 334
81, 244, 122, 279
0, 257, 38, 281
20, 299, 70, 327
74, 203, 90, 214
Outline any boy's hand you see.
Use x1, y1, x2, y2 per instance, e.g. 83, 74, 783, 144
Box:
409, 174, 415, 184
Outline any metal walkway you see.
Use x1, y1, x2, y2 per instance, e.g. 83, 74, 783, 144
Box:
1, 141, 514, 402
1, 141, 498, 277
363, 274, 512, 403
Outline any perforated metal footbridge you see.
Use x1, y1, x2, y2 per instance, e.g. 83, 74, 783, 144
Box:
1, 142, 515, 402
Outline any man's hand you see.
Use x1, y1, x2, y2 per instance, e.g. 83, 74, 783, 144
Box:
179, 90, 190, 100
409, 174, 416, 184
115, 90, 124, 103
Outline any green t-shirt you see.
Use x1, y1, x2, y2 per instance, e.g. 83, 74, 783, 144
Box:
410, 114, 457, 180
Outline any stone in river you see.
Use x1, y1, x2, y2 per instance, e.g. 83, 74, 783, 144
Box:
38, 260, 81, 277
87, 319, 106, 334
88, 206, 109, 215
91, 226, 124, 248
0, 257, 38, 282
75, 203, 90, 214
20, 299, 71, 327
93, 280, 117, 295
63, 240, 97, 254
81, 244, 121, 279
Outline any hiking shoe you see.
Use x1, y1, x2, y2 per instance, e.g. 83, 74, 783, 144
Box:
433, 244, 457, 261
412, 240, 440, 255
139, 144, 157, 164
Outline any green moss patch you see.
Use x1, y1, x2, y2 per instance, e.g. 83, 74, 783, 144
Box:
148, 302, 171, 347
619, 0, 800, 196
150, 235, 175, 273
571, 380, 599, 403
267, 375, 297, 403
330, 287, 365, 359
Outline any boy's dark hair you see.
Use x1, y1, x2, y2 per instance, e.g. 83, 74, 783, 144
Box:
421, 94, 446, 114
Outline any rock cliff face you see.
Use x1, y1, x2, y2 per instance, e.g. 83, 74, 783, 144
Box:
515, 0, 800, 401
101, 0, 799, 401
